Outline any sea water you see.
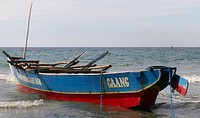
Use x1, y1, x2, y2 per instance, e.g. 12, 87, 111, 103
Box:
0, 47, 199, 118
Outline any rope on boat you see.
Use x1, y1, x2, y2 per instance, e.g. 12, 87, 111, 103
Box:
168, 67, 175, 118
99, 71, 104, 111
99, 69, 109, 111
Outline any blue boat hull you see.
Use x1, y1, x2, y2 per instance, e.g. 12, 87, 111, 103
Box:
9, 65, 188, 108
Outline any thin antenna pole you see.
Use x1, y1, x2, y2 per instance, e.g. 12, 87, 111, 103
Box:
23, 2, 33, 59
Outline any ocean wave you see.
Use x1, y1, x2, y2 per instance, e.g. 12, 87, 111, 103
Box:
183, 74, 200, 83
0, 73, 15, 82
158, 93, 200, 104
173, 94, 200, 104
0, 99, 44, 108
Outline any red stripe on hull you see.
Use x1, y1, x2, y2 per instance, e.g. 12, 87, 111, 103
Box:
16, 84, 159, 108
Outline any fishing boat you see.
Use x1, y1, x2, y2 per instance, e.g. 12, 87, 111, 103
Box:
3, 50, 188, 108
3, 3, 188, 108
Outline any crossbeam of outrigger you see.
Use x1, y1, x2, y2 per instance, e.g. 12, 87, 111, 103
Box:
3, 50, 112, 74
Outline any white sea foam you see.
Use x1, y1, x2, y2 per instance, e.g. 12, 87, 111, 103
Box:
183, 74, 200, 83
0, 99, 44, 108
0, 73, 15, 82
158, 93, 200, 104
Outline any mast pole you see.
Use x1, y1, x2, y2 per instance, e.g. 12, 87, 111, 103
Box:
23, 2, 33, 59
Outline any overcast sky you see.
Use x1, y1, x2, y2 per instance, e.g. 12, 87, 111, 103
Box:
0, 0, 200, 47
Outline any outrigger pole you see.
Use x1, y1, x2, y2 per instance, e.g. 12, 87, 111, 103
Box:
82, 51, 109, 69
23, 2, 33, 59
